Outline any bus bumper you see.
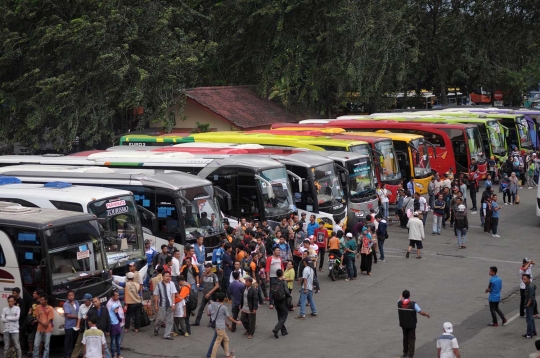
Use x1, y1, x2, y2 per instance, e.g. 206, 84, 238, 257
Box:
414, 176, 432, 195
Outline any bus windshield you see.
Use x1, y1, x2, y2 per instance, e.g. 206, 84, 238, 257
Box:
44, 220, 106, 289
349, 144, 371, 156
258, 167, 295, 217
183, 185, 224, 239
466, 127, 484, 161
312, 163, 343, 207
517, 117, 533, 149
88, 195, 141, 263
486, 121, 506, 155
411, 138, 431, 177
374, 140, 401, 181
347, 157, 374, 200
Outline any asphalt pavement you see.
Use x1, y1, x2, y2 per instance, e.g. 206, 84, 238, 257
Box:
31, 187, 540, 357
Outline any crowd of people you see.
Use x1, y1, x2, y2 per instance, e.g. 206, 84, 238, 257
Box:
3, 147, 540, 358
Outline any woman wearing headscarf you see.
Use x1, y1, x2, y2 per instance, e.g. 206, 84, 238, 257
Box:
359, 226, 373, 276
508, 172, 519, 204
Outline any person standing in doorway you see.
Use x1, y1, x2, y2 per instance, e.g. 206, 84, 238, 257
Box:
397, 290, 430, 358
2, 295, 22, 358
522, 274, 537, 339
485, 266, 507, 327
406, 212, 425, 259
153, 271, 177, 340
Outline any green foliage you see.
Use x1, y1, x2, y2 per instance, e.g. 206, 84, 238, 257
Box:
1, 0, 540, 151
191, 121, 211, 133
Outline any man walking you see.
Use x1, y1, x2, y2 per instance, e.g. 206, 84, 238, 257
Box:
454, 204, 468, 249
397, 290, 430, 358
522, 274, 537, 339
228, 271, 244, 332
436, 322, 461, 358
485, 266, 507, 327
266, 247, 284, 309
153, 271, 177, 340
2, 295, 22, 358
295, 258, 317, 319
432, 193, 445, 235
207, 292, 242, 358
239, 277, 258, 339
272, 269, 291, 338
406, 212, 425, 259
194, 263, 220, 326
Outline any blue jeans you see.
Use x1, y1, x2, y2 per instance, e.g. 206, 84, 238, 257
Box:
299, 289, 317, 316
206, 330, 224, 358
381, 202, 389, 218
457, 228, 467, 246
422, 211, 428, 226
378, 238, 385, 260
111, 334, 121, 357
33, 331, 51, 358
526, 305, 537, 336
432, 215, 442, 233
197, 264, 204, 290
428, 194, 434, 210
346, 256, 356, 279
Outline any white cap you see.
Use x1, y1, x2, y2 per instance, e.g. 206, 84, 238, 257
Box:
309, 235, 315, 239
443, 322, 453, 333
413, 211, 419, 217
346, 233, 353, 238
126, 272, 135, 279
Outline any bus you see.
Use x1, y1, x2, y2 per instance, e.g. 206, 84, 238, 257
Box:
444, 108, 539, 149
0, 178, 146, 275
0, 165, 228, 256
341, 113, 509, 163
274, 121, 487, 178
0, 203, 113, 338
439, 110, 534, 152
268, 124, 434, 195
151, 145, 378, 226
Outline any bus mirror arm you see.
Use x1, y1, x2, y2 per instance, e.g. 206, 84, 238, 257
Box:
214, 187, 232, 210
254, 175, 274, 198
286, 170, 302, 192
424, 140, 437, 158
137, 205, 158, 233
369, 148, 384, 162
333, 163, 350, 187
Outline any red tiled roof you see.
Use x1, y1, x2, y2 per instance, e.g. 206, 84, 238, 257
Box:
186, 86, 298, 129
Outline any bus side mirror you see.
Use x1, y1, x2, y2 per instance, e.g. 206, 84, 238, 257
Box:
340, 172, 347, 184
303, 181, 310, 192
137, 205, 158, 233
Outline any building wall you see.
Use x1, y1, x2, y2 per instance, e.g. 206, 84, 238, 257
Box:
150, 100, 238, 131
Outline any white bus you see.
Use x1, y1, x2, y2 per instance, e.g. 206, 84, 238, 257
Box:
0, 203, 113, 338
0, 177, 146, 275
0, 165, 228, 258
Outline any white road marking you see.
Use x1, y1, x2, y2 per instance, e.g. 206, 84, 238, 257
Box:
503, 312, 521, 325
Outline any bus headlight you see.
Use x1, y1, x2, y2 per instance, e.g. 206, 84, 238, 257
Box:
55, 307, 65, 317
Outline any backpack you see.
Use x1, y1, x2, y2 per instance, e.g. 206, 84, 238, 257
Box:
211, 247, 223, 266
270, 280, 286, 302
241, 256, 252, 274
186, 284, 198, 311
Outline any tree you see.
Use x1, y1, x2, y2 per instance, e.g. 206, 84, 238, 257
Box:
0, 0, 213, 151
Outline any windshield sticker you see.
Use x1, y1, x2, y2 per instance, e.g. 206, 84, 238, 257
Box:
106, 200, 126, 209
79, 244, 88, 252
107, 206, 129, 216
77, 250, 90, 260
157, 206, 175, 218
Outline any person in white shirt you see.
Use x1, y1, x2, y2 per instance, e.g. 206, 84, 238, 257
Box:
414, 192, 428, 226
171, 250, 181, 289
82, 316, 107, 358
2, 295, 21, 358
377, 184, 390, 219
153, 272, 178, 339
72, 293, 93, 358
436, 322, 460, 358
520, 258, 539, 318
406, 212, 425, 259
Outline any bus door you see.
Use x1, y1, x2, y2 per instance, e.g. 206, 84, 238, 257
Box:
392, 141, 411, 182
444, 129, 469, 174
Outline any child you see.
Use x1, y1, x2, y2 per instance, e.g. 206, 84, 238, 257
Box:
82, 316, 106, 358
284, 261, 295, 311
109, 301, 122, 358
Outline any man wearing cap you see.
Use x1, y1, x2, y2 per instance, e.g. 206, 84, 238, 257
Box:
436, 322, 461, 358
193, 263, 220, 326
72, 293, 93, 358
406, 212, 425, 259
112, 262, 143, 297
120, 272, 142, 332
398, 290, 430, 358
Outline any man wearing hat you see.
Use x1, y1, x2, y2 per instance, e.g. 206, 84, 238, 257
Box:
71, 293, 93, 358
193, 263, 220, 326
406, 212, 425, 259
436, 322, 460, 358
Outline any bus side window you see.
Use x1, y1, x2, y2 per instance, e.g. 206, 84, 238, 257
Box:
0, 245, 5, 266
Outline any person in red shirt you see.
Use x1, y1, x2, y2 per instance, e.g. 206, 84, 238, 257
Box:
313, 222, 328, 272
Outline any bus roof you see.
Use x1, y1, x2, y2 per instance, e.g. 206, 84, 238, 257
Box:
0, 202, 97, 229
341, 131, 423, 142
0, 182, 132, 203
268, 152, 334, 168
0, 164, 215, 191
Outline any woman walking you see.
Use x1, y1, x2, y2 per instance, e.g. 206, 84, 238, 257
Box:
359, 226, 373, 276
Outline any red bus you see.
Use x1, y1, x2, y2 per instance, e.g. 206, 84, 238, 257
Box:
271, 121, 488, 179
